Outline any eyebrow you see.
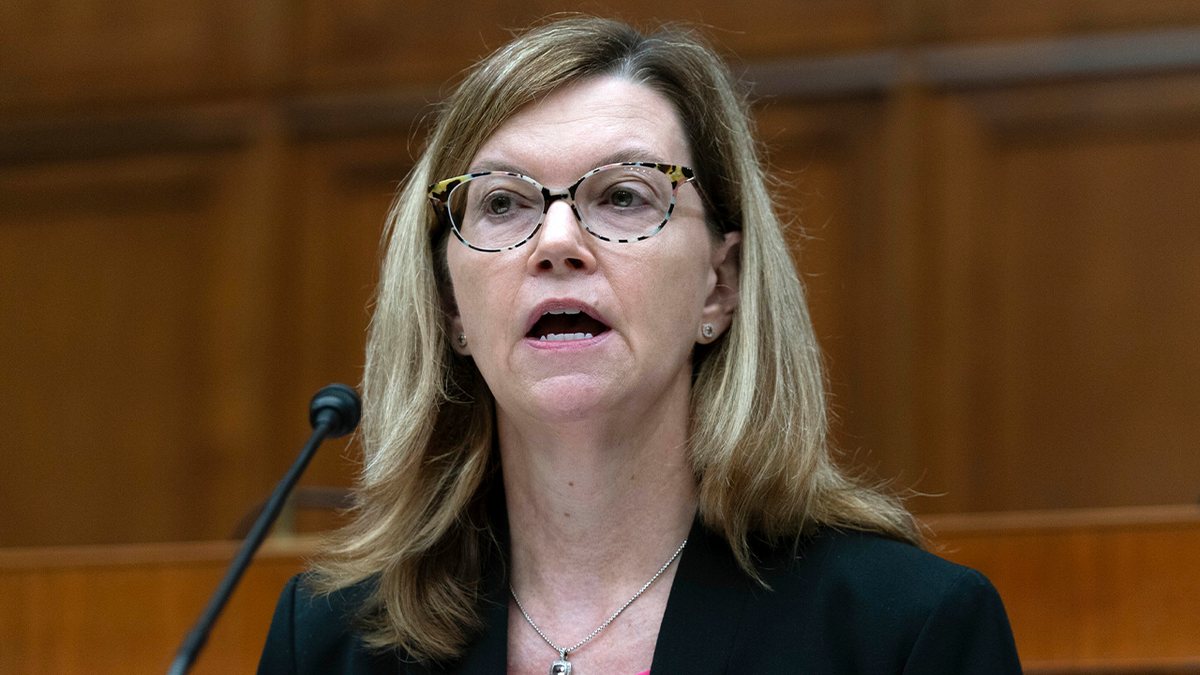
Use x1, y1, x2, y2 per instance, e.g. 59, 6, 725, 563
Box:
467, 159, 525, 174
595, 147, 669, 166
467, 147, 670, 176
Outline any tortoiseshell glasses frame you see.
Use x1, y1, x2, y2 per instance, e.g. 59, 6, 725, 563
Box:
428, 162, 697, 253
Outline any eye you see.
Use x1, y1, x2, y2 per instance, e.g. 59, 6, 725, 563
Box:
602, 183, 650, 208
608, 189, 636, 208
487, 194, 514, 215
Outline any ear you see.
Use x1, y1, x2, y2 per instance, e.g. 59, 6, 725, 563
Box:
698, 230, 741, 343
443, 287, 471, 355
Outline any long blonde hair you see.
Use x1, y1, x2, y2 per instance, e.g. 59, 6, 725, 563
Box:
311, 15, 922, 663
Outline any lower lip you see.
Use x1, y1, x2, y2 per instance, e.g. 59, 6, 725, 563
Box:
522, 331, 610, 350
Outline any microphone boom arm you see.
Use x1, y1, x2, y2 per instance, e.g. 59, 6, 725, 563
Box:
166, 383, 361, 675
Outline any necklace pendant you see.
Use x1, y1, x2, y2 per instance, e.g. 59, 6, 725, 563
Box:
549, 659, 572, 675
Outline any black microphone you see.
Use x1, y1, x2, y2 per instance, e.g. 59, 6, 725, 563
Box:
167, 384, 362, 675
309, 383, 362, 437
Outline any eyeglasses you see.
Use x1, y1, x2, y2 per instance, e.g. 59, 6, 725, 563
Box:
428, 162, 696, 252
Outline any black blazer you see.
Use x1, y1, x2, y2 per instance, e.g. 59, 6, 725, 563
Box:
258, 516, 1021, 674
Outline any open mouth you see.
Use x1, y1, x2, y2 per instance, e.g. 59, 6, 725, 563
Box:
527, 309, 610, 342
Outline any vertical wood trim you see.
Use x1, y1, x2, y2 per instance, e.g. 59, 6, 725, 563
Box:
919, 95, 992, 512
877, 82, 925, 490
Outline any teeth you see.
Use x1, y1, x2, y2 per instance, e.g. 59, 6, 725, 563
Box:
538, 333, 594, 341
547, 309, 582, 316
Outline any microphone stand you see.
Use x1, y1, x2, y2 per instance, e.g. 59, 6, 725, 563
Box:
166, 384, 361, 675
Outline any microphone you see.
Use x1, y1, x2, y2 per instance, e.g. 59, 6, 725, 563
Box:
167, 384, 362, 675
309, 382, 361, 438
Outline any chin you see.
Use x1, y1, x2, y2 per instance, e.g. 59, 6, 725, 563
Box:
524, 377, 618, 424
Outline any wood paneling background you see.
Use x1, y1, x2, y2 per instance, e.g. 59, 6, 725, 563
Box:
0, 537, 308, 675
918, 76, 1200, 512
926, 506, 1200, 668
3, 1, 1199, 548
4, 508, 1196, 674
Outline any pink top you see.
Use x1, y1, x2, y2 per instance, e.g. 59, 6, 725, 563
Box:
636, 672, 649, 675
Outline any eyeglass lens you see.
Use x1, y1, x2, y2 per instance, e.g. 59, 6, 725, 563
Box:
447, 166, 676, 249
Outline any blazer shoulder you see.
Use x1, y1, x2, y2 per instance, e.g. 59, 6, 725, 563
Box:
765, 528, 1009, 631
738, 528, 1021, 672
792, 528, 979, 604
258, 573, 407, 675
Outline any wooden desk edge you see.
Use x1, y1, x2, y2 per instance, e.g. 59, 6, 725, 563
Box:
1024, 656, 1200, 674
920, 504, 1200, 536
0, 534, 322, 570
5, 503, 1200, 569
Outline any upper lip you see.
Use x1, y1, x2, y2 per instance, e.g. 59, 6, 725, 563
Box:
524, 298, 611, 335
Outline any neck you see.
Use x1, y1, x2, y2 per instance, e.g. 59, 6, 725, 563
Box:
497, 378, 698, 618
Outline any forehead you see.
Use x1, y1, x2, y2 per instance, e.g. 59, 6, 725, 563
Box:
469, 76, 693, 179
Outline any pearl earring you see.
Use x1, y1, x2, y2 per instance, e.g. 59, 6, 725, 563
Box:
702, 323, 715, 339
458, 333, 467, 347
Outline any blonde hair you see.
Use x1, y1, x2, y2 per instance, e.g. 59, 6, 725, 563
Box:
311, 15, 922, 663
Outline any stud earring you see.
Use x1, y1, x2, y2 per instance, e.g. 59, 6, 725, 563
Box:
702, 323, 715, 339
458, 333, 467, 347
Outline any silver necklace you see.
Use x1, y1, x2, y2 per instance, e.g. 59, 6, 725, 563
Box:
510, 538, 687, 675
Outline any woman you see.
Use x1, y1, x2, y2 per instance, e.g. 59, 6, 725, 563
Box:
259, 17, 1021, 675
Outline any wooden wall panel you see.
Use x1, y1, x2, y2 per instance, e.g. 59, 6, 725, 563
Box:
295, 0, 899, 92
278, 137, 420, 500
917, 74, 1200, 512
0, 0, 279, 116
928, 506, 1200, 669
755, 99, 926, 490
4, 0, 1200, 548
0, 539, 306, 675
0, 147, 288, 546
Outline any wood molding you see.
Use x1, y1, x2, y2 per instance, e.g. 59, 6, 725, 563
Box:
919, 0, 1200, 44
743, 27, 1200, 100
0, 105, 258, 165
0, 93, 436, 165
1025, 658, 1200, 675
280, 90, 437, 141
922, 27, 1200, 87
6, 26, 1200, 164
922, 504, 1200, 535
0, 536, 319, 570
742, 53, 902, 99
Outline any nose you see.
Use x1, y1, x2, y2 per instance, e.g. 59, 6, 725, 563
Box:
528, 200, 595, 273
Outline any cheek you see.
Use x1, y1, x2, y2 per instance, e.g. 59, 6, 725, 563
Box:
625, 247, 711, 338
447, 253, 501, 335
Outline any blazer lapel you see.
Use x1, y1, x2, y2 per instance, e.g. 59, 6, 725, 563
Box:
423, 511, 751, 675
648, 517, 751, 675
